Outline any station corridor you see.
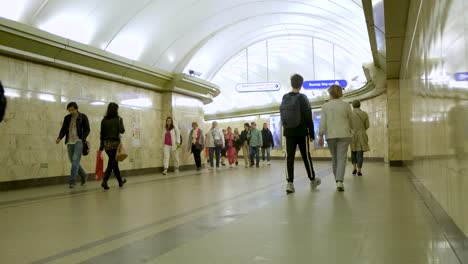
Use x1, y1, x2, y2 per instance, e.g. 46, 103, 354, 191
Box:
1, 0, 468, 263
0, 162, 463, 264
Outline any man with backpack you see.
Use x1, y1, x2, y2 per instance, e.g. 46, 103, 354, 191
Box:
280, 74, 321, 194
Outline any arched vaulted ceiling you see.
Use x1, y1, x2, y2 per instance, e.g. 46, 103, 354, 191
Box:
0, 0, 372, 114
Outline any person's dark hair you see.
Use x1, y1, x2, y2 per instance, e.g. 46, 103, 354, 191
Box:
244, 122, 250, 128
105, 102, 119, 119
165, 116, 174, 130
67, 102, 78, 110
352, 100, 361, 108
290, 74, 304, 89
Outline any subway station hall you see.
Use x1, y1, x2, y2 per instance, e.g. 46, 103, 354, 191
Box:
0, 1, 467, 263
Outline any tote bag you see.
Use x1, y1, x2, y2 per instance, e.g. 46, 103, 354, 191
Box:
116, 144, 128, 162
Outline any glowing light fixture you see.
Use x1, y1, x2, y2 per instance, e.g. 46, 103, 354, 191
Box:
106, 34, 145, 60
38, 14, 95, 44
121, 98, 152, 108
90, 101, 106, 106
0, 0, 26, 21
4, 88, 20, 98
38, 93, 56, 102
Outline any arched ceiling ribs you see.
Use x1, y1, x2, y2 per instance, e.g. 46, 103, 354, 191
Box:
206, 32, 366, 81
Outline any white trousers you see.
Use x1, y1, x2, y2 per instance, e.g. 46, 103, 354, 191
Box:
163, 145, 179, 169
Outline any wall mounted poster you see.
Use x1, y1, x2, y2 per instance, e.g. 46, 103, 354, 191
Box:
312, 110, 327, 149
270, 115, 282, 149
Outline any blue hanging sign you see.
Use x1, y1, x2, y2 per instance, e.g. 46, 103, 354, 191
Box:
454, 72, 468, 81
235, 82, 281, 92
303, 80, 348, 89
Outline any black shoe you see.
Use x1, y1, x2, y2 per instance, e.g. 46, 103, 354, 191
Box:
101, 182, 109, 190
69, 183, 76, 188
119, 178, 127, 187
235, 161, 238, 165
256, 163, 259, 168
80, 176, 87, 186
352, 169, 357, 175
357, 172, 362, 176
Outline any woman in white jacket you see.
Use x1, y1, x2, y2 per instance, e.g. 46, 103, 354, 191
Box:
318, 85, 354, 192
162, 116, 180, 175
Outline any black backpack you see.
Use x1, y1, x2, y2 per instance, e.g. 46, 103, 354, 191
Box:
0, 81, 6, 123
280, 93, 302, 128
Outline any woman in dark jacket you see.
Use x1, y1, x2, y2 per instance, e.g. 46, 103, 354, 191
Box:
261, 123, 274, 165
99, 102, 126, 190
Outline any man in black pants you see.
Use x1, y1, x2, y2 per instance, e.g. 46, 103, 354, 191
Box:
280, 74, 321, 194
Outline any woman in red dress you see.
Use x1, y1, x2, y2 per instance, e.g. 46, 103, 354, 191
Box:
225, 127, 237, 168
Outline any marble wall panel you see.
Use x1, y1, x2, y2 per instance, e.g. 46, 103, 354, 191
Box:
400, 0, 468, 236
0, 55, 168, 182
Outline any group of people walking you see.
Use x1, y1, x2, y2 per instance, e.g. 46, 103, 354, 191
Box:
56, 102, 126, 189
185, 121, 275, 171
281, 74, 370, 194
55, 74, 369, 194
153, 117, 277, 175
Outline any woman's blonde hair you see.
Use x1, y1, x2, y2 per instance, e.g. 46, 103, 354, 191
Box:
327, 85, 343, 99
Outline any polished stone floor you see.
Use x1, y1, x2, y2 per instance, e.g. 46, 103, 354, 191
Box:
0, 161, 462, 264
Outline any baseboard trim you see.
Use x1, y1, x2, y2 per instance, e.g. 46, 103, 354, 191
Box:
406, 168, 468, 263
269, 156, 384, 162
389, 160, 404, 167
0, 165, 196, 191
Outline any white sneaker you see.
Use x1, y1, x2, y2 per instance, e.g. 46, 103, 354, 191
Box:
286, 182, 295, 194
336, 181, 344, 192
310, 178, 321, 189
175, 168, 180, 174
229, 164, 233, 168
162, 169, 168, 175
267, 161, 271, 165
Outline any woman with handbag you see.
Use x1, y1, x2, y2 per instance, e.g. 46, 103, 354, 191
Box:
208, 121, 224, 169
99, 102, 126, 190
162, 116, 180, 175
188, 122, 204, 171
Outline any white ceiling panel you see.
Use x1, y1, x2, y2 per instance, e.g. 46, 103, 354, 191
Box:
0, 0, 372, 114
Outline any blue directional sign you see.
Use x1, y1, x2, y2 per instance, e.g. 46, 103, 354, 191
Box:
454, 72, 468, 81
235, 82, 281, 92
303, 79, 348, 89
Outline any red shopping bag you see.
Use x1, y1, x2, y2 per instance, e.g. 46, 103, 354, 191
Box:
95, 150, 104, 181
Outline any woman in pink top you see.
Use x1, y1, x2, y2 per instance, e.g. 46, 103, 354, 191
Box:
162, 117, 180, 175
225, 127, 237, 168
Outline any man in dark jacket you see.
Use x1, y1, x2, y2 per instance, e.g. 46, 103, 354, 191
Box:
56, 102, 90, 188
261, 123, 274, 165
281, 74, 321, 194
239, 123, 250, 167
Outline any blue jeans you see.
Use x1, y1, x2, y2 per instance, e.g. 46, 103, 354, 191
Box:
351, 151, 364, 168
67, 141, 87, 184
261, 147, 271, 161
209, 147, 221, 168
249, 146, 260, 165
